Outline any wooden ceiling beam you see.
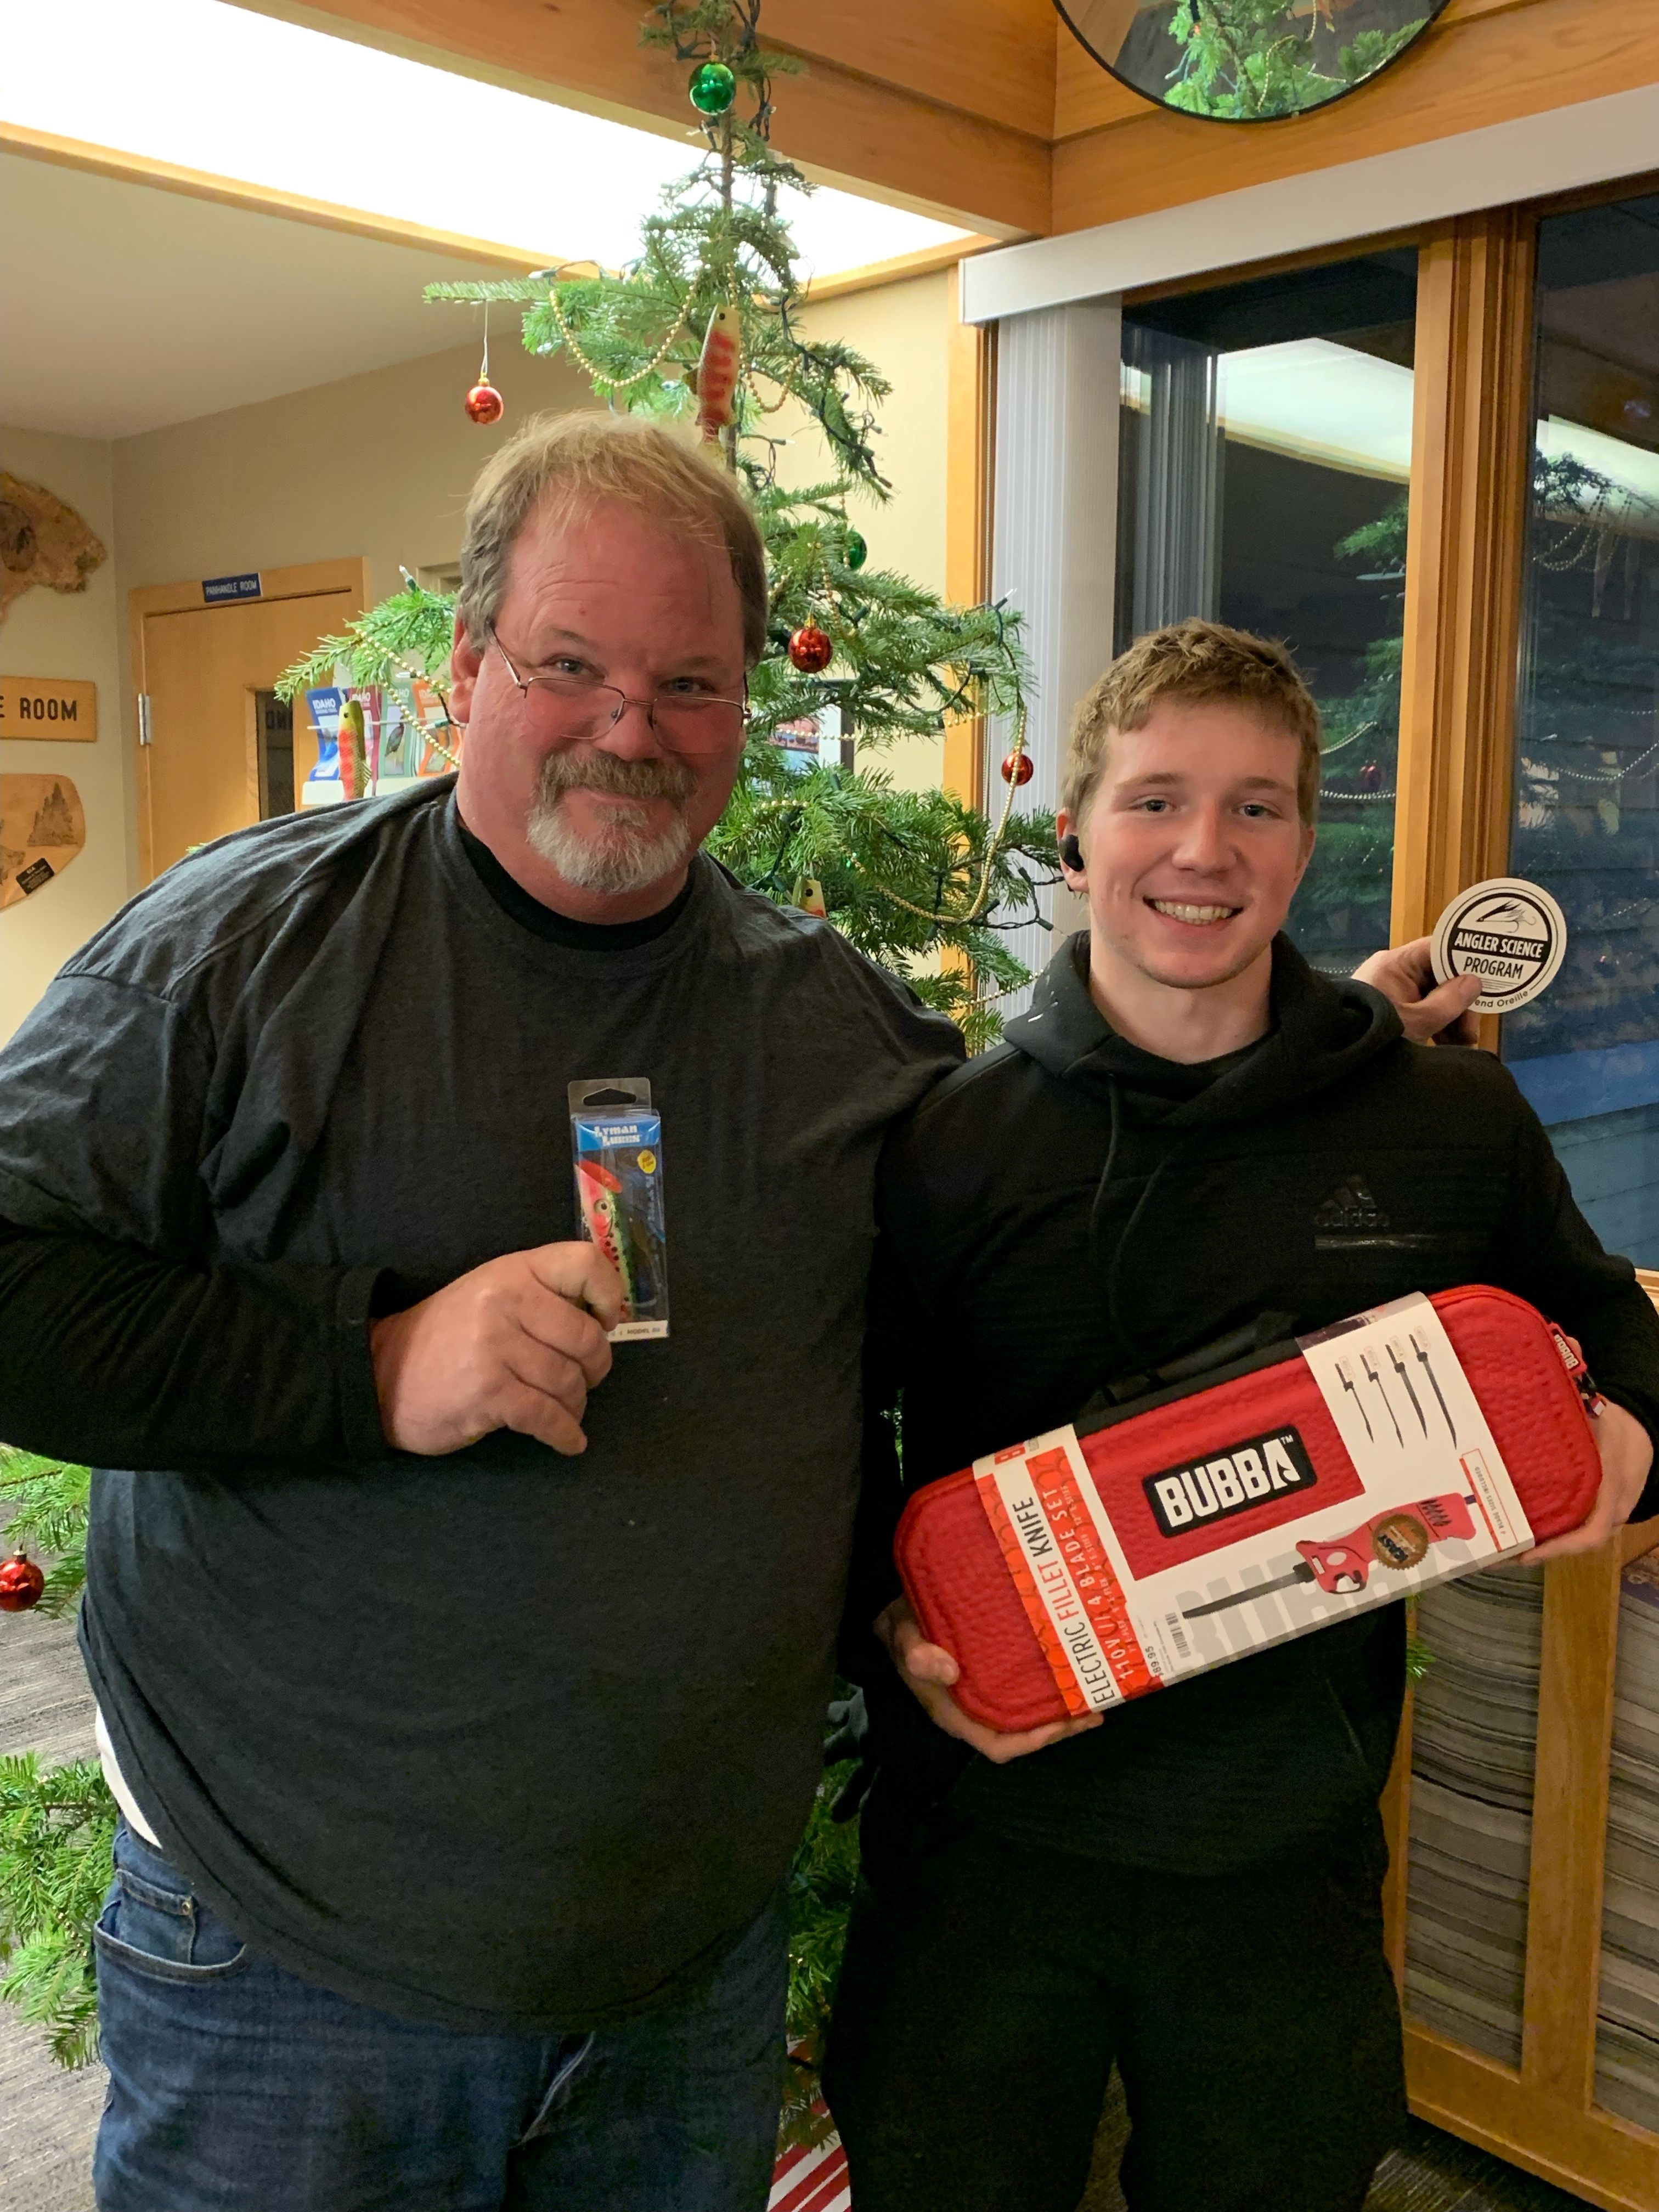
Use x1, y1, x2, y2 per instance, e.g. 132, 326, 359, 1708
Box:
228, 0, 1051, 237
1051, 0, 1659, 233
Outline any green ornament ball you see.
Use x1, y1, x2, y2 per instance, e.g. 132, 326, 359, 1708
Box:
844, 529, 868, 572
689, 61, 737, 115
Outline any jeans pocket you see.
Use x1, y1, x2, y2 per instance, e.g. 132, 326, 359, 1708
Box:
93, 1823, 249, 1986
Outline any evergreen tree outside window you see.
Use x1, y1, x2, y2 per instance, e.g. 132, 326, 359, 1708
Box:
1506, 193, 1659, 1266
1115, 250, 1417, 977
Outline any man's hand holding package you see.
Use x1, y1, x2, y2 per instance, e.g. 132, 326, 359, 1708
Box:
876, 1596, 1103, 1763
371, 1243, 623, 1456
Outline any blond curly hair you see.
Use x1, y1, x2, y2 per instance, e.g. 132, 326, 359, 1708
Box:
1063, 619, 1323, 828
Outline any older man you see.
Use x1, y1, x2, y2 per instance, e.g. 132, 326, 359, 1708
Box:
0, 414, 963, 2212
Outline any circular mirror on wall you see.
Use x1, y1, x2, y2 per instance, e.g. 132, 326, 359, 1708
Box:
1056, 0, 1451, 123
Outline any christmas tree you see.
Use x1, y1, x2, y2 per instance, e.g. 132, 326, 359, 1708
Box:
281, 0, 1056, 1051
1289, 493, 1407, 973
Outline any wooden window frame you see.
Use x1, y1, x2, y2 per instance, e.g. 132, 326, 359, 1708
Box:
943, 263, 996, 812
1381, 170, 1659, 2211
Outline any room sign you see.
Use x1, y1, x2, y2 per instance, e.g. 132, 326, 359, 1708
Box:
0, 677, 98, 741
202, 571, 262, 603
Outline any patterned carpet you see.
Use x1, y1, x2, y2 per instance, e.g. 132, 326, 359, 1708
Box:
2, 1589, 1595, 2211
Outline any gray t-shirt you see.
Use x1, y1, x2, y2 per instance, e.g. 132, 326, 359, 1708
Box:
0, 782, 961, 2031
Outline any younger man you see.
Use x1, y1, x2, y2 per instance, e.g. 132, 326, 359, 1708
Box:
826, 620, 1659, 2212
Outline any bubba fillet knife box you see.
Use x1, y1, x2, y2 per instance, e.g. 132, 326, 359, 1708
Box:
894, 1288, 1604, 1733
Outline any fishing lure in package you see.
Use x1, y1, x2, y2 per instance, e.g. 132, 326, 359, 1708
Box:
569, 1080, 668, 1341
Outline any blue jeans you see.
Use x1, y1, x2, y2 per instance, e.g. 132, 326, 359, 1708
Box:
94, 1823, 788, 2212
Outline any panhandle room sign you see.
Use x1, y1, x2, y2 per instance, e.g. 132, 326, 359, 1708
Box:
0, 676, 98, 741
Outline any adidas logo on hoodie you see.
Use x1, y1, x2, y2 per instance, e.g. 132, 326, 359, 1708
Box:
1313, 1175, 1389, 1233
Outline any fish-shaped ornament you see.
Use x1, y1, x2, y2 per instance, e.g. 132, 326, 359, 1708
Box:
576, 1158, 640, 1319
338, 696, 368, 802
693, 305, 741, 443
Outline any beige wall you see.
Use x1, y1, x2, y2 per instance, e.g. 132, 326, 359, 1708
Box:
0, 273, 956, 1035
108, 339, 589, 888
0, 426, 127, 1045
111, 340, 590, 614
783, 269, 952, 795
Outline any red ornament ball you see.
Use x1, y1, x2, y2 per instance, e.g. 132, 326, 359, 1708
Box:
1001, 748, 1034, 787
465, 381, 505, 426
787, 624, 833, 674
0, 1551, 45, 1612
1357, 762, 1382, 793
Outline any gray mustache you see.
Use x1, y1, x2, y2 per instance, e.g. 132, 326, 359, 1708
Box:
536, 750, 697, 806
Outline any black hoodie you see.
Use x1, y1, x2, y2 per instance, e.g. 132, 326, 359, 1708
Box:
856, 933, 1659, 1875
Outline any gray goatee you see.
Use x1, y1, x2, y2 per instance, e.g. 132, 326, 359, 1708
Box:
526, 748, 697, 896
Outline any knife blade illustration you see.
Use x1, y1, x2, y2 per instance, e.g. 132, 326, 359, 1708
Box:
1335, 1355, 1373, 1441
1410, 1329, 1457, 1444
1361, 1347, 1404, 1447
1387, 1337, 1428, 1436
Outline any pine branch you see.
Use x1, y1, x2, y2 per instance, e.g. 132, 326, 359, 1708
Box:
274, 583, 455, 701
0, 1755, 116, 2070
1, 1445, 91, 1615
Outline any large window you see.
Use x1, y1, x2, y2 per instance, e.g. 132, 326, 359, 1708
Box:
1505, 194, 1659, 1265
1116, 251, 1417, 976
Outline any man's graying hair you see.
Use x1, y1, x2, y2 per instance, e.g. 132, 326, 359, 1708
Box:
455, 411, 769, 665
1063, 618, 1324, 828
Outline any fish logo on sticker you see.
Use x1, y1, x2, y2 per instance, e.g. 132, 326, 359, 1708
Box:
1430, 878, 1565, 1014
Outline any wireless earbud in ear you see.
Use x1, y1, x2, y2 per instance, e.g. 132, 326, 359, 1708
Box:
1058, 832, 1083, 872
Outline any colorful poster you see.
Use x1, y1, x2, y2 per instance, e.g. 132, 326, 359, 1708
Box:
302, 688, 344, 808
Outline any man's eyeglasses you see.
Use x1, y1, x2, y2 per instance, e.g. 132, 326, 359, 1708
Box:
487, 628, 748, 755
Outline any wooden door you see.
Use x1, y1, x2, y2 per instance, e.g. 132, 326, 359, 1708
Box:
130, 557, 367, 881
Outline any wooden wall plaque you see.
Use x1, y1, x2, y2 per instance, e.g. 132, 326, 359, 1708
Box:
1, 772, 86, 910
0, 676, 98, 740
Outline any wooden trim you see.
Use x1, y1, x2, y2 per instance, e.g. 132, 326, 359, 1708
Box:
1521, 1544, 1623, 2105
228, 0, 1051, 238
130, 557, 369, 882
804, 237, 1002, 303
1518, 166, 1659, 226
3, 121, 1011, 309
1121, 227, 1423, 311
245, 686, 264, 827
237, 0, 1060, 142
129, 557, 370, 626
0, 123, 555, 270
1406, 2023, 1659, 2212
943, 265, 994, 810
1390, 211, 1536, 959
1050, 0, 1659, 234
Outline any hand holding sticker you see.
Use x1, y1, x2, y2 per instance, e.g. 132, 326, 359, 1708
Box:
1430, 878, 1566, 1014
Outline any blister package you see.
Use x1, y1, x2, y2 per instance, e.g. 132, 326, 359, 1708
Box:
569, 1079, 668, 1341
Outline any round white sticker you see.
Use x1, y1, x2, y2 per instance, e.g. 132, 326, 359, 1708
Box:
1430, 877, 1567, 1013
